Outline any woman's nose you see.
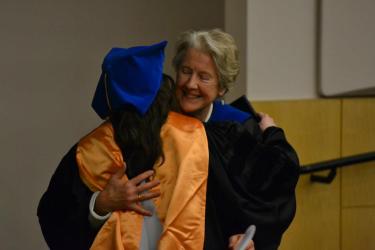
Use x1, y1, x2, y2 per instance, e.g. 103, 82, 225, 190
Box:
185, 74, 199, 89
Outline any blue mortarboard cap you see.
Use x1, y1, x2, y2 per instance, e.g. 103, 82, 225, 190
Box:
92, 41, 167, 119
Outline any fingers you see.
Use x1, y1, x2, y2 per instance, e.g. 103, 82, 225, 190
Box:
128, 203, 153, 217
136, 179, 160, 193
228, 234, 255, 250
257, 111, 276, 132
258, 112, 270, 120
137, 190, 161, 202
107, 168, 160, 216
125, 190, 160, 216
247, 240, 255, 250
113, 166, 126, 179
228, 234, 242, 249
136, 179, 161, 202
130, 170, 155, 185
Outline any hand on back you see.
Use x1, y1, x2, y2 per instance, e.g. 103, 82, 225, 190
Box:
95, 163, 161, 216
258, 112, 276, 132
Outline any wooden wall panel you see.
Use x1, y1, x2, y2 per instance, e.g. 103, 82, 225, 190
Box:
342, 98, 375, 155
253, 100, 341, 164
342, 98, 375, 207
342, 207, 375, 250
341, 98, 375, 249
341, 162, 375, 208
253, 99, 341, 250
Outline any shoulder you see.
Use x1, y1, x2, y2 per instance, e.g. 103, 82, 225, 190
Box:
78, 121, 114, 145
209, 101, 251, 123
76, 122, 124, 191
166, 111, 204, 132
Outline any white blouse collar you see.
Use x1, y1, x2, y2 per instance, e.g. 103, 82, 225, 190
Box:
203, 103, 214, 123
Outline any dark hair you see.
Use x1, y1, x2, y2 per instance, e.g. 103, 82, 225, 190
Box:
110, 74, 178, 178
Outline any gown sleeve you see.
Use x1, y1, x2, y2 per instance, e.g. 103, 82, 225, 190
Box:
204, 120, 300, 250
37, 145, 98, 250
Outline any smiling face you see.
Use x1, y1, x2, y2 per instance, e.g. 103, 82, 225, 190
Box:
175, 48, 225, 121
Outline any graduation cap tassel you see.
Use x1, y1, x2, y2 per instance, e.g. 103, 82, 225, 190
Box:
103, 73, 112, 115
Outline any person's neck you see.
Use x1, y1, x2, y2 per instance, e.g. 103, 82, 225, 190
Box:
186, 103, 213, 122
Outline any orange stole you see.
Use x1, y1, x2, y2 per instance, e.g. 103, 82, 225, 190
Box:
76, 112, 209, 250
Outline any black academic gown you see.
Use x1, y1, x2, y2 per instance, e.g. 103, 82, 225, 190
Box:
37, 119, 299, 250
38, 145, 96, 250
203, 120, 299, 250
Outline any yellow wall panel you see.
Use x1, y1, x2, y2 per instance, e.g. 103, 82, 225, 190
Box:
342, 207, 375, 250
342, 98, 375, 207
250, 98, 375, 249
253, 99, 341, 164
282, 174, 341, 250
342, 98, 375, 155
341, 162, 375, 208
253, 99, 341, 250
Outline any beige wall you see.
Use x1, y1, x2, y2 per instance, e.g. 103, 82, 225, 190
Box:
224, 0, 247, 102
320, 0, 375, 96
246, 0, 317, 100
225, 0, 375, 100
225, 0, 317, 101
0, 1, 224, 249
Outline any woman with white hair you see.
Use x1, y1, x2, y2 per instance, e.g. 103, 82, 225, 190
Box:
173, 28, 258, 123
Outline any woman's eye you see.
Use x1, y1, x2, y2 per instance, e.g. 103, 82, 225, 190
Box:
181, 67, 192, 74
200, 74, 211, 81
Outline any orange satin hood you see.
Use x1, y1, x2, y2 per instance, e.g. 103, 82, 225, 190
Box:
76, 112, 209, 250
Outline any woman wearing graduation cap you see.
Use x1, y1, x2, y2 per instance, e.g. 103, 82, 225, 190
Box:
38, 41, 298, 250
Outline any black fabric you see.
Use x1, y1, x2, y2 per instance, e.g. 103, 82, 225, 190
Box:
230, 95, 261, 122
37, 145, 98, 250
203, 121, 299, 250
37, 121, 299, 250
